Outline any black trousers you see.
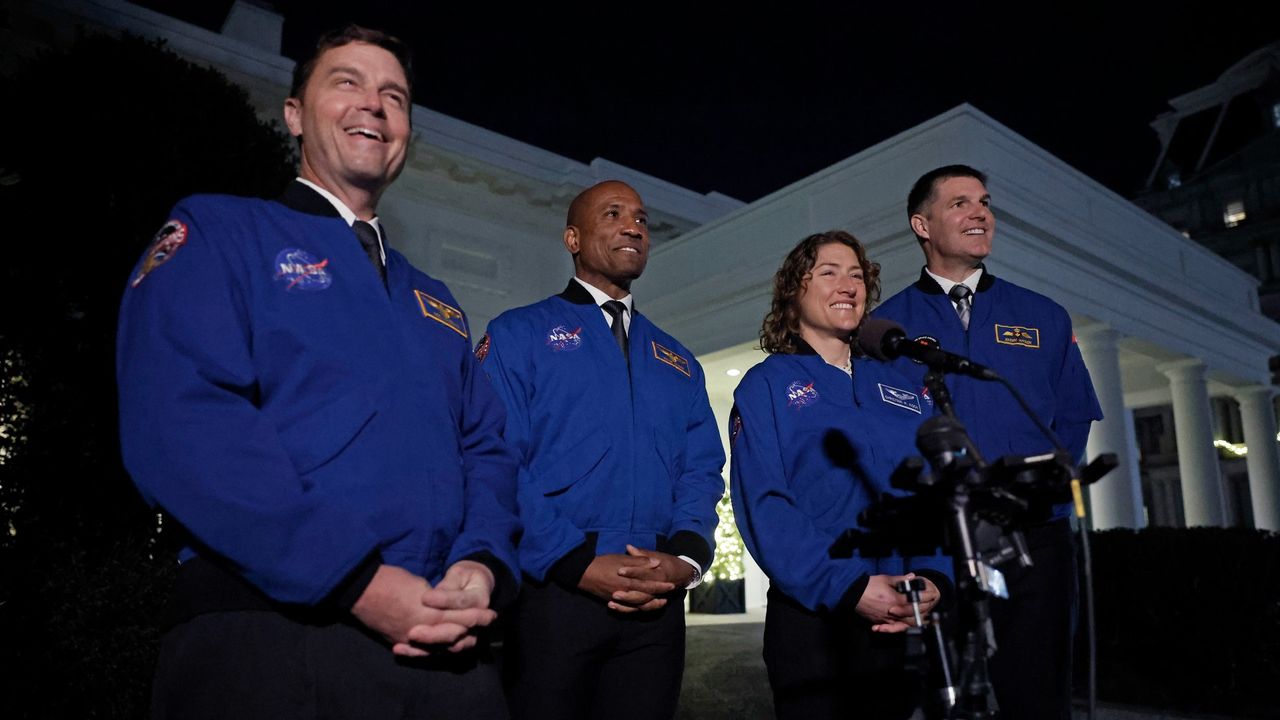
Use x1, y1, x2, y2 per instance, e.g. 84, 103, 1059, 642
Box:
987, 518, 1078, 720
503, 579, 686, 720
763, 587, 923, 720
151, 610, 508, 720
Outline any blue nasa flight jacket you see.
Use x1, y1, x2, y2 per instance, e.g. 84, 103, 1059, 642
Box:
729, 343, 952, 614
477, 281, 726, 582
117, 182, 520, 608
875, 269, 1103, 517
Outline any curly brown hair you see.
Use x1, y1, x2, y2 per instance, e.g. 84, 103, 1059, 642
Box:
760, 230, 881, 355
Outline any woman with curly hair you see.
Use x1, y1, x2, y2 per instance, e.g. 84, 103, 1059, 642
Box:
729, 230, 951, 719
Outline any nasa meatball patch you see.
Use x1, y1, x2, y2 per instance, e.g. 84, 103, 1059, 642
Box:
546, 325, 583, 352
786, 380, 819, 409
273, 248, 332, 292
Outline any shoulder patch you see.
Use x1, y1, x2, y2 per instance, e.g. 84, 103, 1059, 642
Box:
474, 333, 491, 363
730, 408, 744, 446
994, 324, 1040, 348
786, 380, 819, 409
546, 325, 583, 352
274, 248, 332, 292
878, 383, 923, 414
416, 290, 468, 338
130, 220, 188, 288
651, 341, 691, 377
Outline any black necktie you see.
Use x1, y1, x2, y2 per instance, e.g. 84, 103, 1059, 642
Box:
602, 300, 629, 364
352, 220, 386, 286
949, 284, 972, 330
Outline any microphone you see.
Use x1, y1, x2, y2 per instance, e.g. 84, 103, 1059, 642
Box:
857, 318, 999, 380
915, 414, 973, 472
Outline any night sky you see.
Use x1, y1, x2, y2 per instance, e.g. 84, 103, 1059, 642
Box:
137, 1, 1276, 201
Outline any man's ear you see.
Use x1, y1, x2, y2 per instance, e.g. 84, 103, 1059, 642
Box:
283, 97, 304, 139
909, 213, 931, 241
563, 226, 580, 254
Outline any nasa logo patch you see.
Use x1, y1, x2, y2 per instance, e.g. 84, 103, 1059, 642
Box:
130, 220, 188, 288
273, 248, 332, 292
546, 325, 583, 352
786, 380, 819, 409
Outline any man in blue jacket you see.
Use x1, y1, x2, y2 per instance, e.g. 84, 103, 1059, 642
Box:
478, 180, 725, 720
117, 25, 519, 719
875, 165, 1102, 719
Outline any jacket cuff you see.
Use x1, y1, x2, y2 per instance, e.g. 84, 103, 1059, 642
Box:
546, 534, 598, 590
329, 553, 382, 611
460, 551, 518, 613
661, 530, 711, 570
835, 573, 871, 615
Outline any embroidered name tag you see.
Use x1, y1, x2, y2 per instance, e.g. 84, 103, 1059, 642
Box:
651, 341, 691, 377
994, 324, 1040, 348
415, 290, 467, 338
878, 383, 922, 414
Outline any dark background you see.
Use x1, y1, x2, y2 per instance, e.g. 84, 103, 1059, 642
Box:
135, 0, 1278, 200
2, 4, 1278, 716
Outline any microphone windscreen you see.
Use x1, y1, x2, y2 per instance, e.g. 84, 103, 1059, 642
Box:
916, 414, 969, 462
856, 317, 906, 361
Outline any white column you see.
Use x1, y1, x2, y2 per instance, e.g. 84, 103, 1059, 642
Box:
1232, 385, 1280, 531
1076, 326, 1144, 528
1158, 360, 1226, 527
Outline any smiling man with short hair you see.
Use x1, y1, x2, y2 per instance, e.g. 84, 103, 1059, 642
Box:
876, 164, 1102, 719
118, 25, 519, 719
477, 180, 725, 720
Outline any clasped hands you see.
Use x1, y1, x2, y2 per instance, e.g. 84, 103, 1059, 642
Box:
352, 560, 498, 658
579, 544, 694, 613
354, 545, 695, 656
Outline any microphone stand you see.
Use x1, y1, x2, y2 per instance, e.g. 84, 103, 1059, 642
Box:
915, 377, 1002, 719
854, 321, 1115, 718
923, 368, 957, 419
915, 363, 1114, 719
923, 368, 987, 467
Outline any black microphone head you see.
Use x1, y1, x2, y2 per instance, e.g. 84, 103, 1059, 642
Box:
916, 414, 970, 469
856, 317, 907, 361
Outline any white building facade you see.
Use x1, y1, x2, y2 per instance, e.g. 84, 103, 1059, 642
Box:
24, 0, 1280, 609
